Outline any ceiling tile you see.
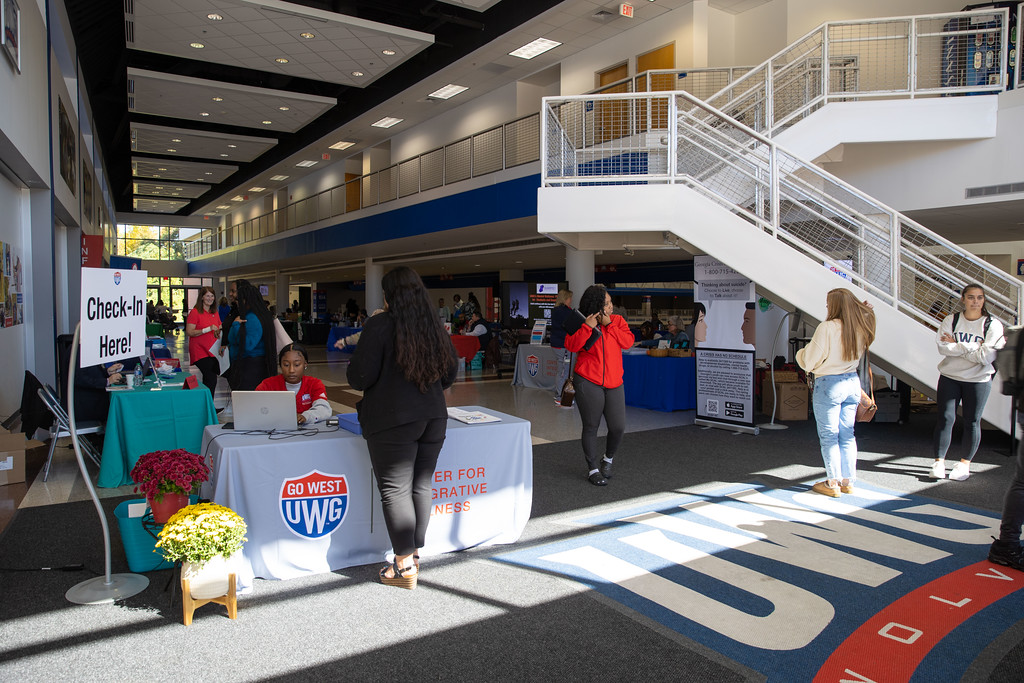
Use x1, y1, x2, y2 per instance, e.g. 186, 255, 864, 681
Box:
133, 156, 239, 184
131, 122, 277, 163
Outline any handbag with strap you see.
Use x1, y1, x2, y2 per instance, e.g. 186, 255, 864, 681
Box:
856, 350, 876, 423
559, 352, 576, 407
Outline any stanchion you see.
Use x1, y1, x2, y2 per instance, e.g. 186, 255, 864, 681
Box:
64, 322, 149, 604
758, 312, 794, 432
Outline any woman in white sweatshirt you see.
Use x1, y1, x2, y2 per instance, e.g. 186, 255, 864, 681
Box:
932, 284, 1005, 482
796, 288, 876, 497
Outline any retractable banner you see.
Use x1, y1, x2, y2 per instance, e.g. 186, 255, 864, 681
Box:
80, 267, 148, 366
693, 256, 757, 431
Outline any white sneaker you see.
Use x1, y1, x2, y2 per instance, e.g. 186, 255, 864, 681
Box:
930, 461, 946, 480
949, 461, 971, 481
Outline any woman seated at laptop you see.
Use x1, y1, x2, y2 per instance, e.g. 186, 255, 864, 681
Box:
635, 316, 690, 349
255, 343, 331, 425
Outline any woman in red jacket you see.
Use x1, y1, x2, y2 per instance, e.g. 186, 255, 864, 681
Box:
565, 284, 635, 486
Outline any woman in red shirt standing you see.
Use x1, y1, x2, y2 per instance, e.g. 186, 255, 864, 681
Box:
185, 286, 222, 396
565, 284, 635, 486
256, 343, 331, 424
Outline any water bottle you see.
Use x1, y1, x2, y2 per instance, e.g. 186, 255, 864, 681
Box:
135, 364, 143, 387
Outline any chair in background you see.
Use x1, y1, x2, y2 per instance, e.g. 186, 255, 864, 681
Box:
37, 383, 104, 482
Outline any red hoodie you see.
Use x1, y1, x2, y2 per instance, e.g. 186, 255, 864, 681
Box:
564, 314, 635, 388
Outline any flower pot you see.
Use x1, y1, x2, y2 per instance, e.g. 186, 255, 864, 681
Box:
181, 552, 241, 600
148, 492, 190, 524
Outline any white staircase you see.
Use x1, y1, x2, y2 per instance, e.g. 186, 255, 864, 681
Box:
538, 86, 1022, 433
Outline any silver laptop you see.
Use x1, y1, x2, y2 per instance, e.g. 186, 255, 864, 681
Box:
231, 391, 298, 431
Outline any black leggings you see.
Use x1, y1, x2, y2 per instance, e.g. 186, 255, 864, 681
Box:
933, 374, 992, 462
574, 374, 626, 471
233, 355, 268, 391
194, 356, 220, 396
366, 418, 447, 556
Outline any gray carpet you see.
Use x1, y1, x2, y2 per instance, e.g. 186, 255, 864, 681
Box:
1, 413, 1022, 681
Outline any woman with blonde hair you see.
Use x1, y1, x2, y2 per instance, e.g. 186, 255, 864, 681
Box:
797, 288, 876, 497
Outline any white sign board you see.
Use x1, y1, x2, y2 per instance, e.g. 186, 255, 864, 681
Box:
80, 267, 148, 366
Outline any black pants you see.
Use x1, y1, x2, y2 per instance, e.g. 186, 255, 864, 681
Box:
574, 374, 626, 471
194, 356, 220, 396
233, 356, 268, 392
933, 375, 992, 462
999, 433, 1024, 543
366, 418, 447, 556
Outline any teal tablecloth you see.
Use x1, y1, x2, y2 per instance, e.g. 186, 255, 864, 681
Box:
97, 383, 218, 487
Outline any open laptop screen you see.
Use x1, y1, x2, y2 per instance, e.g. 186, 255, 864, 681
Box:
231, 391, 298, 431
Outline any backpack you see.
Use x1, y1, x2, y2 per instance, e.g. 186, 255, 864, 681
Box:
953, 312, 999, 377
996, 325, 1024, 398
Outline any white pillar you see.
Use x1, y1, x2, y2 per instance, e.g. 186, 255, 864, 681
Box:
365, 258, 384, 312
565, 246, 595, 300
275, 271, 289, 316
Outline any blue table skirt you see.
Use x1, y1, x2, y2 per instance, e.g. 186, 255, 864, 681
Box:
622, 353, 696, 412
327, 326, 361, 352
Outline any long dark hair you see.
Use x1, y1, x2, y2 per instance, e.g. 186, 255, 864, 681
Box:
961, 283, 991, 317
236, 281, 278, 379
383, 267, 456, 392
578, 284, 608, 317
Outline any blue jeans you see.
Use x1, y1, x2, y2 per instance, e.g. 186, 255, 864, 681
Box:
812, 372, 861, 483
553, 347, 570, 395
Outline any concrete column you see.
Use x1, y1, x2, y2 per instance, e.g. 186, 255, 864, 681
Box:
565, 246, 595, 300
275, 271, 289, 316
365, 258, 383, 312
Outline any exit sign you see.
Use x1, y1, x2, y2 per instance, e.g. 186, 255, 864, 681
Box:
619, 3, 634, 18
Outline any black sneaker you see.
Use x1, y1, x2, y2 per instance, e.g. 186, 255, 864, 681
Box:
599, 459, 613, 479
587, 472, 607, 487
988, 538, 1024, 572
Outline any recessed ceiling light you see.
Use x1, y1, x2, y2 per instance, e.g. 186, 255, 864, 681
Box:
428, 84, 469, 100
231, 195, 244, 202
196, 178, 204, 181
300, 32, 315, 39
351, 71, 364, 77
278, 106, 290, 111
155, 186, 164, 190
207, 13, 223, 21
248, 186, 266, 192
220, 153, 229, 157
509, 38, 561, 59
295, 160, 318, 168
227, 144, 237, 148
382, 49, 396, 56
262, 120, 273, 125
371, 117, 403, 128
328, 141, 355, 150
190, 42, 205, 49
205, 172, 213, 175
212, 96, 223, 102
157, 167, 167, 171
171, 138, 181, 142
275, 57, 289, 64
270, 174, 290, 181
200, 112, 210, 117
166, 148, 176, 152
152, 175, 160, 177
216, 205, 231, 209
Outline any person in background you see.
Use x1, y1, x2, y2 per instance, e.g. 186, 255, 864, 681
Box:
346, 298, 360, 325
463, 311, 493, 350
218, 296, 231, 324
228, 281, 277, 391
550, 289, 573, 403
566, 284, 635, 486
931, 283, 1005, 482
451, 294, 465, 330
989, 423, 1024, 571
146, 300, 156, 323
796, 288, 876, 497
347, 266, 459, 589
185, 286, 222, 396
636, 315, 689, 349
464, 292, 481, 319
438, 297, 451, 325
154, 299, 176, 333
256, 343, 331, 425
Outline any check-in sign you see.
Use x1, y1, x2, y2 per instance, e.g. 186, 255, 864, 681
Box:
80, 267, 148, 366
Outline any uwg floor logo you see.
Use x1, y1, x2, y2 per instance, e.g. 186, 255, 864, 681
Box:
280, 470, 349, 539
498, 483, 1024, 682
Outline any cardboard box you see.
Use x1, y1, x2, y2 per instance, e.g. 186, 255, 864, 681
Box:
0, 429, 28, 486
762, 379, 808, 421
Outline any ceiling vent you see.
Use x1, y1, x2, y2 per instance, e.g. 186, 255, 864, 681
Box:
965, 182, 1024, 199
592, 10, 615, 20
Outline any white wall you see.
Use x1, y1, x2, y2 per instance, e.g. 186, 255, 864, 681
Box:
786, 0, 964, 41
0, 176, 28, 418
0, 0, 50, 184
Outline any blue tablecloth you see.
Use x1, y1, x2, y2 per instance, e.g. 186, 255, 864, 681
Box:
327, 326, 361, 352
97, 382, 218, 487
622, 353, 696, 412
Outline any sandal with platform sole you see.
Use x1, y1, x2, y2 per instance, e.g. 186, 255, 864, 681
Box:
379, 560, 418, 590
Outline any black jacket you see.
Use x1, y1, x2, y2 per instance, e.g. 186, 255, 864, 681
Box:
347, 312, 459, 437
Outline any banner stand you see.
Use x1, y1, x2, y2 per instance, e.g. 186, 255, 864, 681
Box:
64, 322, 149, 605
695, 418, 760, 435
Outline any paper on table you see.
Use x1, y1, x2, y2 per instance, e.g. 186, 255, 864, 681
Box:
447, 407, 501, 424
209, 339, 231, 375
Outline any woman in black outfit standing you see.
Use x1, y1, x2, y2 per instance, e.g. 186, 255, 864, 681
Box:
347, 267, 459, 589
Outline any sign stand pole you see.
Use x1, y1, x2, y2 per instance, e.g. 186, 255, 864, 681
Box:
758, 312, 794, 431
64, 322, 149, 604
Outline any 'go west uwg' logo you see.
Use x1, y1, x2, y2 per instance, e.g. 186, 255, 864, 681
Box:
280, 470, 349, 538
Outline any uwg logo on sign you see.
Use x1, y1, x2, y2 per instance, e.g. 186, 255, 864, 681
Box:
527, 354, 540, 376
280, 471, 348, 538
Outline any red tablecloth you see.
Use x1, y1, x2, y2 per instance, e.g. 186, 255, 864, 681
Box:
451, 335, 481, 360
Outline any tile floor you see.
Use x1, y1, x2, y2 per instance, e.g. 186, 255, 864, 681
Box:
1, 331, 694, 532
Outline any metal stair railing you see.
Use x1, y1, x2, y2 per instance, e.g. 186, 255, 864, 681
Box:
702, 8, 1012, 138
541, 89, 1022, 330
